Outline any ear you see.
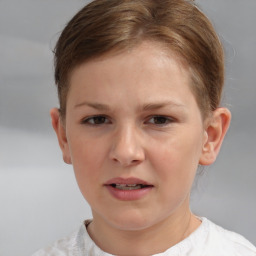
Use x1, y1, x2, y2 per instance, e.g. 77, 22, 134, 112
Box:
199, 108, 231, 165
50, 108, 72, 164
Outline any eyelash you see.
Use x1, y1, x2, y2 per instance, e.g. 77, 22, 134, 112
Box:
81, 115, 175, 126
81, 115, 111, 125
147, 116, 175, 126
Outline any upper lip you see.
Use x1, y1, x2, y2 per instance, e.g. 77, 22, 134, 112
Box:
104, 177, 153, 186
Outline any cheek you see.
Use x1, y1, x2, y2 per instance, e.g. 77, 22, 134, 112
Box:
149, 131, 203, 184
68, 136, 106, 193
148, 138, 201, 212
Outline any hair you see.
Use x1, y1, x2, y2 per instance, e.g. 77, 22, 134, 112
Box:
54, 0, 224, 119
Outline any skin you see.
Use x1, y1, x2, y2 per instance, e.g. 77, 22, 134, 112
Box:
51, 41, 231, 255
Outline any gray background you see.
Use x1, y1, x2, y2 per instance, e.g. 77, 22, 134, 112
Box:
0, 0, 255, 255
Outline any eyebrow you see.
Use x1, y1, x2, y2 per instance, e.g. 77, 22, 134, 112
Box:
74, 102, 110, 110
74, 100, 186, 111
142, 101, 186, 111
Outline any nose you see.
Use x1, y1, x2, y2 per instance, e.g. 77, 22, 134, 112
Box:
109, 125, 145, 167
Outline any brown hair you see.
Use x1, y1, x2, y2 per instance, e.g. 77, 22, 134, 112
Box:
54, 0, 224, 119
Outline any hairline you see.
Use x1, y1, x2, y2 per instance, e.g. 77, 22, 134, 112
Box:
59, 39, 209, 122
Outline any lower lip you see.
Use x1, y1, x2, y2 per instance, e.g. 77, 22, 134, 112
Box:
105, 185, 153, 201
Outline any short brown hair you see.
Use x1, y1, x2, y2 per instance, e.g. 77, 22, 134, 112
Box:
54, 0, 224, 119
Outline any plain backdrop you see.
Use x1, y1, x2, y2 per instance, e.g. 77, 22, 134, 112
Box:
0, 1, 256, 255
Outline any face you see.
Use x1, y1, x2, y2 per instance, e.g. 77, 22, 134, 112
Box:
54, 42, 211, 231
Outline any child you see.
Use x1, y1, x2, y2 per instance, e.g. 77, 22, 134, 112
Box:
33, 0, 256, 255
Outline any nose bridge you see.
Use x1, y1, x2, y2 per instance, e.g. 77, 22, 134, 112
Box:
110, 122, 144, 166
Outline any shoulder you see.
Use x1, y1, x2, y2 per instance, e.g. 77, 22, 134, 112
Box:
31, 219, 114, 256
167, 217, 256, 256
31, 220, 91, 256
31, 230, 78, 256
201, 217, 256, 256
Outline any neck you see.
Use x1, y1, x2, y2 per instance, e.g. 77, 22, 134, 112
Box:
87, 204, 201, 255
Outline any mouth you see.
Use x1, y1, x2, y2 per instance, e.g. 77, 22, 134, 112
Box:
104, 177, 154, 200
105, 177, 153, 189
109, 183, 153, 190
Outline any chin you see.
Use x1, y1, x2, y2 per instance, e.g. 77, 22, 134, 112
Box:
106, 211, 159, 231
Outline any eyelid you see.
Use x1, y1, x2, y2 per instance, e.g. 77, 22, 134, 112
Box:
80, 114, 176, 126
81, 115, 111, 125
146, 115, 176, 126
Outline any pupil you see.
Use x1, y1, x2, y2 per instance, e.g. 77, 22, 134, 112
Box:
94, 116, 105, 124
154, 117, 166, 124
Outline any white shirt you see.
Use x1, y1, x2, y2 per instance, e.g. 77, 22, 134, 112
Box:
32, 217, 256, 256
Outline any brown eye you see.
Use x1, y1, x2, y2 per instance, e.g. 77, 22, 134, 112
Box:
82, 116, 109, 125
148, 116, 173, 125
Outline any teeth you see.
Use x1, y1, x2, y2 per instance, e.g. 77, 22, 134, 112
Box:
114, 184, 144, 190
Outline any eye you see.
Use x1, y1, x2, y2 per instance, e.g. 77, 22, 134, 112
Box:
81, 115, 110, 125
147, 116, 174, 126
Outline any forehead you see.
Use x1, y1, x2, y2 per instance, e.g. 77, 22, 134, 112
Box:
70, 41, 190, 82
69, 40, 189, 80
67, 41, 197, 111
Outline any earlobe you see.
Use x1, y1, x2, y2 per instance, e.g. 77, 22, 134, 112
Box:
50, 108, 72, 164
199, 108, 231, 166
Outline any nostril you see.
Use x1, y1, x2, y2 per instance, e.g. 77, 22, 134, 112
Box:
109, 137, 145, 166
111, 156, 143, 167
